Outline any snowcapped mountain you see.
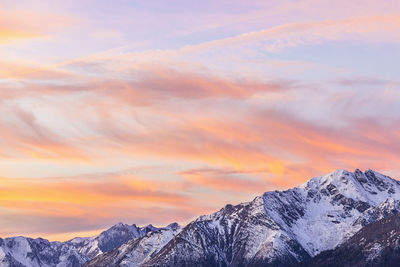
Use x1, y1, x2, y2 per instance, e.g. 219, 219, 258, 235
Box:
85, 223, 181, 267
2, 169, 400, 267
0, 237, 87, 267
68, 222, 159, 259
277, 168, 400, 256
0, 223, 165, 267
87, 169, 400, 267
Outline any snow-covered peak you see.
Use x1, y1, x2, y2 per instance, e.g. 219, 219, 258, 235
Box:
264, 169, 400, 256
299, 169, 400, 205
85, 223, 182, 267
91, 222, 158, 255
299, 169, 351, 188
103, 222, 139, 234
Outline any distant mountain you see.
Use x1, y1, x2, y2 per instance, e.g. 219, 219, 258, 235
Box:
2, 169, 400, 267
0, 223, 168, 267
69, 222, 159, 259
84, 223, 181, 267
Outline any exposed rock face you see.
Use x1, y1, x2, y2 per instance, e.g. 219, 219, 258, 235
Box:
139, 196, 310, 267
0, 237, 87, 267
84, 224, 181, 267
304, 212, 400, 267
69, 222, 158, 259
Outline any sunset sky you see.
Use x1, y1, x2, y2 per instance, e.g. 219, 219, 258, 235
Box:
1, 0, 400, 241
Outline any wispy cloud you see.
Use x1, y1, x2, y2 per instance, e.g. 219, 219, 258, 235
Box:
110, 15, 400, 63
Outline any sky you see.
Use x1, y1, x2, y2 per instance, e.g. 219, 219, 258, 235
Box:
1, 0, 400, 241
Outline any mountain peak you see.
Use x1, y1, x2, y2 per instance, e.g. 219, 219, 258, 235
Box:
165, 222, 180, 230
259, 168, 400, 257
111, 222, 126, 228
300, 169, 352, 188
140, 224, 159, 234
299, 169, 399, 204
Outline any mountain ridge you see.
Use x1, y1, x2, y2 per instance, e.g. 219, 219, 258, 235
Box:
86, 168, 400, 267
0, 223, 178, 267
2, 168, 400, 267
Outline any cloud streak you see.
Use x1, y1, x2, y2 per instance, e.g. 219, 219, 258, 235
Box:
0, 171, 201, 238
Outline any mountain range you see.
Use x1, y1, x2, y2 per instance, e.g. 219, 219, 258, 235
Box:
1, 169, 400, 266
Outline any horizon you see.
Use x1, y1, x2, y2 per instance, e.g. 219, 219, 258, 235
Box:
1, 0, 400, 241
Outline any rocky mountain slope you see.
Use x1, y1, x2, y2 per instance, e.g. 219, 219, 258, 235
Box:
303, 212, 400, 266
2, 169, 400, 267
86, 169, 400, 266
134, 169, 400, 267
85, 223, 181, 267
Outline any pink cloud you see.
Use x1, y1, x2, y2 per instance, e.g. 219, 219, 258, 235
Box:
1, 63, 400, 240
